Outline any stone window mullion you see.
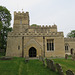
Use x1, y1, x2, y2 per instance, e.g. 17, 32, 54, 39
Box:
47, 39, 54, 51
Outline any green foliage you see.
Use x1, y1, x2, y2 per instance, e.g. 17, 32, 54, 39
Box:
67, 30, 75, 38
0, 52, 5, 57
0, 21, 2, 31
0, 6, 11, 27
31, 24, 40, 27
0, 6, 12, 50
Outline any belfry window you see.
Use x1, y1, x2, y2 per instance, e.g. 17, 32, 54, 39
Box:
47, 39, 54, 51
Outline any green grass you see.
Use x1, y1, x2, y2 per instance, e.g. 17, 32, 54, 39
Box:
52, 58, 75, 75
0, 53, 75, 75
68, 55, 72, 57
0, 57, 58, 75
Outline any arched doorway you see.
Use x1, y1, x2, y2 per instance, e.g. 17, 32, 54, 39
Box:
71, 48, 73, 55
29, 47, 36, 57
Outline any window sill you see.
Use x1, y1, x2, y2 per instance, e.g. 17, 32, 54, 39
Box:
46, 50, 55, 52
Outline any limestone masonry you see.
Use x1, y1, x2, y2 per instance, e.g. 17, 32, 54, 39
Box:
6, 11, 75, 57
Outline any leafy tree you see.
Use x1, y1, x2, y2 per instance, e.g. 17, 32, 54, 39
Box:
31, 24, 40, 27
67, 30, 75, 38
0, 21, 2, 31
0, 6, 12, 50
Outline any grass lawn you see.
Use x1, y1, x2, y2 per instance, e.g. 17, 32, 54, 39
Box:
0, 57, 58, 75
0, 53, 75, 75
52, 58, 75, 75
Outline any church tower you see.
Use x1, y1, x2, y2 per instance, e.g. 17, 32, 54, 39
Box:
13, 11, 29, 32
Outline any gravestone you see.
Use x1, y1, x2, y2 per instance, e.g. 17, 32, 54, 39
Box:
25, 56, 29, 63
46, 58, 48, 67
0, 56, 13, 60
72, 53, 75, 61
66, 70, 75, 75
46, 59, 56, 71
56, 63, 64, 75
50, 60, 56, 71
46, 58, 50, 68
65, 54, 68, 59
39, 55, 43, 61
42, 58, 45, 66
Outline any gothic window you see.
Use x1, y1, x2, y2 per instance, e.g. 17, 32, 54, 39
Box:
65, 43, 69, 52
65, 46, 68, 50
47, 39, 54, 51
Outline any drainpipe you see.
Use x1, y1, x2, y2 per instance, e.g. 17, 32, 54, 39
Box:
43, 36, 45, 57
22, 36, 24, 57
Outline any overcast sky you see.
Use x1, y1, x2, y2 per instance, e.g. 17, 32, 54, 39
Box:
0, 0, 75, 37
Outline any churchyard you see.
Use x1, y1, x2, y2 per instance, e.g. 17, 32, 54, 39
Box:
48, 58, 75, 75
0, 54, 75, 75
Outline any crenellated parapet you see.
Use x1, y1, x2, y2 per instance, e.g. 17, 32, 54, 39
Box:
8, 31, 63, 37
64, 38, 75, 42
28, 24, 57, 32
13, 11, 57, 33
29, 25, 57, 29
14, 11, 29, 16
14, 11, 29, 25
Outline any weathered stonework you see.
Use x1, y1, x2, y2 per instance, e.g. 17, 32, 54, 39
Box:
64, 38, 75, 55
6, 11, 75, 57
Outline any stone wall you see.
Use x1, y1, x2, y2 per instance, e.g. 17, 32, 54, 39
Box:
14, 11, 29, 25
45, 36, 65, 57
64, 38, 75, 55
8, 32, 63, 37
6, 34, 65, 57
6, 36, 22, 57
24, 37, 43, 57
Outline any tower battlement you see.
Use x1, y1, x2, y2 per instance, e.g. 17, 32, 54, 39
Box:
14, 11, 29, 15
29, 25, 57, 28
13, 11, 57, 32
14, 11, 29, 25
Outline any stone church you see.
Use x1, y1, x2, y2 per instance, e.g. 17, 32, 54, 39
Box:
6, 11, 75, 58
